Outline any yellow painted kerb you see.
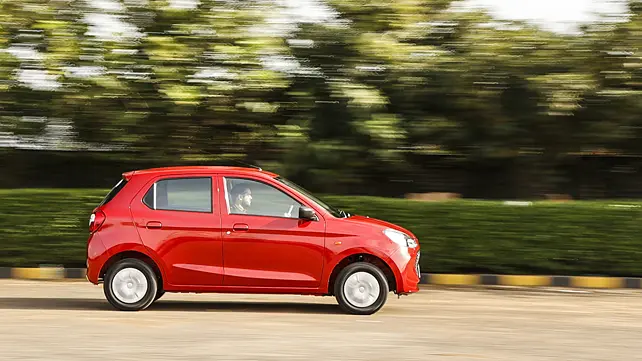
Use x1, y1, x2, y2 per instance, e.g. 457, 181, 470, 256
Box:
431, 274, 479, 285
499, 275, 550, 287
571, 276, 623, 289
12, 268, 42, 279
12, 267, 64, 280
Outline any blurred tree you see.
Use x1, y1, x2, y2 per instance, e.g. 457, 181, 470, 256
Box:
1, 0, 642, 197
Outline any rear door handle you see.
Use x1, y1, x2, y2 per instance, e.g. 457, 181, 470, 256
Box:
146, 221, 162, 229
232, 223, 249, 232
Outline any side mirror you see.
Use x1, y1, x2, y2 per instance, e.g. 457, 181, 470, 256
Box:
299, 206, 319, 221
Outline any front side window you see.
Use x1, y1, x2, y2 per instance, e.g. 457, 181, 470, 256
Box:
143, 177, 212, 213
224, 177, 301, 218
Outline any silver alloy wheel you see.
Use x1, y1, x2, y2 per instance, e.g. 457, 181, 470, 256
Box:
342, 271, 381, 308
111, 267, 149, 304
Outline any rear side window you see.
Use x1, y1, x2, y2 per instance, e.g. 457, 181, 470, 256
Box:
143, 177, 212, 213
99, 178, 128, 206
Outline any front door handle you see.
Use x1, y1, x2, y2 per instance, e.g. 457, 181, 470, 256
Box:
232, 223, 249, 232
146, 221, 162, 229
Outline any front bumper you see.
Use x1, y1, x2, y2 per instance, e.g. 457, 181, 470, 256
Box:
389, 246, 421, 294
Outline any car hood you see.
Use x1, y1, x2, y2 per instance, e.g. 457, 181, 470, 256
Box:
345, 215, 417, 239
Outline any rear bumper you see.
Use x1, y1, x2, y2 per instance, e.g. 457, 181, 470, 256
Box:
86, 233, 110, 284
389, 246, 421, 294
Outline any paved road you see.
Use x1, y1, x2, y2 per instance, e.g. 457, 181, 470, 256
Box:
1, 280, 641, 361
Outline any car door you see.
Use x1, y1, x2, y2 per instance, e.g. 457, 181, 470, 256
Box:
130, 175, 223, 287
218, 175, 326, 288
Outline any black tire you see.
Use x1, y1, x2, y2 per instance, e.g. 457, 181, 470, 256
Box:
334, 262, 389, 315
104, 258, 158, 311
154, 289, 165, 302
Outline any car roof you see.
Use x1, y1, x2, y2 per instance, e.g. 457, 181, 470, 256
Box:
122, 166, 278, 180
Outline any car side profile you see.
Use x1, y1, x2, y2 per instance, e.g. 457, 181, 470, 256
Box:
86, 166, 421, 315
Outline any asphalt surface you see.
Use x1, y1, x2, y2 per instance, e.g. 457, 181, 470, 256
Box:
1, 280, 641, 361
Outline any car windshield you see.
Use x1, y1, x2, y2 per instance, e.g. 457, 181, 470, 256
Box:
275, 177, 349, 218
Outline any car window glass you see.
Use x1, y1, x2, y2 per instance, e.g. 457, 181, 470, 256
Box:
99, 178, 128, 206
143, 177, 212, 213
225, 177, 301, 218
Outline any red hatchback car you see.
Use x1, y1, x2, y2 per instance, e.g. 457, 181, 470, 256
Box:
86, 166, 421, 314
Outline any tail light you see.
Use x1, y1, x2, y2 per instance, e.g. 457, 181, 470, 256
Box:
89, 210, 106, 233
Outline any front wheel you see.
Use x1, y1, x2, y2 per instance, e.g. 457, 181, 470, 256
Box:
154, 289, 165, 302
334, 262, 389, 315
104, 258, 158, 311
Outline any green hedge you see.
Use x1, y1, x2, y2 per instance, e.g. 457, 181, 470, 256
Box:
0, 189, 106, 268
325, 197, 642, 276
2, 189, 642, 276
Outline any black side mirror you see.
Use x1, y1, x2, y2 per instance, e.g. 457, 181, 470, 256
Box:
299, 206, 319, 221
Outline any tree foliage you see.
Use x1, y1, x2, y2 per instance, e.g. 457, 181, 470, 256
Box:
1, 0, 641, 194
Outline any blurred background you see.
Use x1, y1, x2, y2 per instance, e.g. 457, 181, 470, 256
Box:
1, 0, 640, 199
3, 0, 642, 276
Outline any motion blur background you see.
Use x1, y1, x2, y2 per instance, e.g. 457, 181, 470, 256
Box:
2, 0, 641, 198
3, 0, 642, 276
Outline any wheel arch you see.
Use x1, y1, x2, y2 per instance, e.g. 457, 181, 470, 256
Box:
99, 247, 166, 288
325, 249, 401, 295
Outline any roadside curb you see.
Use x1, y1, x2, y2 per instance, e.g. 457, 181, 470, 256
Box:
420, 274, 642, 289
0, 267, 87, 280
1, 267, 641, 289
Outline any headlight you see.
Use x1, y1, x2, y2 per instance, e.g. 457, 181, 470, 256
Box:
383, 229, 418, 248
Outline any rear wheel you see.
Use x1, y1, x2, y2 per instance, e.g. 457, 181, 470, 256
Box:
334, 262, 389, 315
104, 258, 158, 311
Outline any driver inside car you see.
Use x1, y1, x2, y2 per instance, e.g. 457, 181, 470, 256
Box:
229, 183, 299, 217
230, 186, 252, 214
